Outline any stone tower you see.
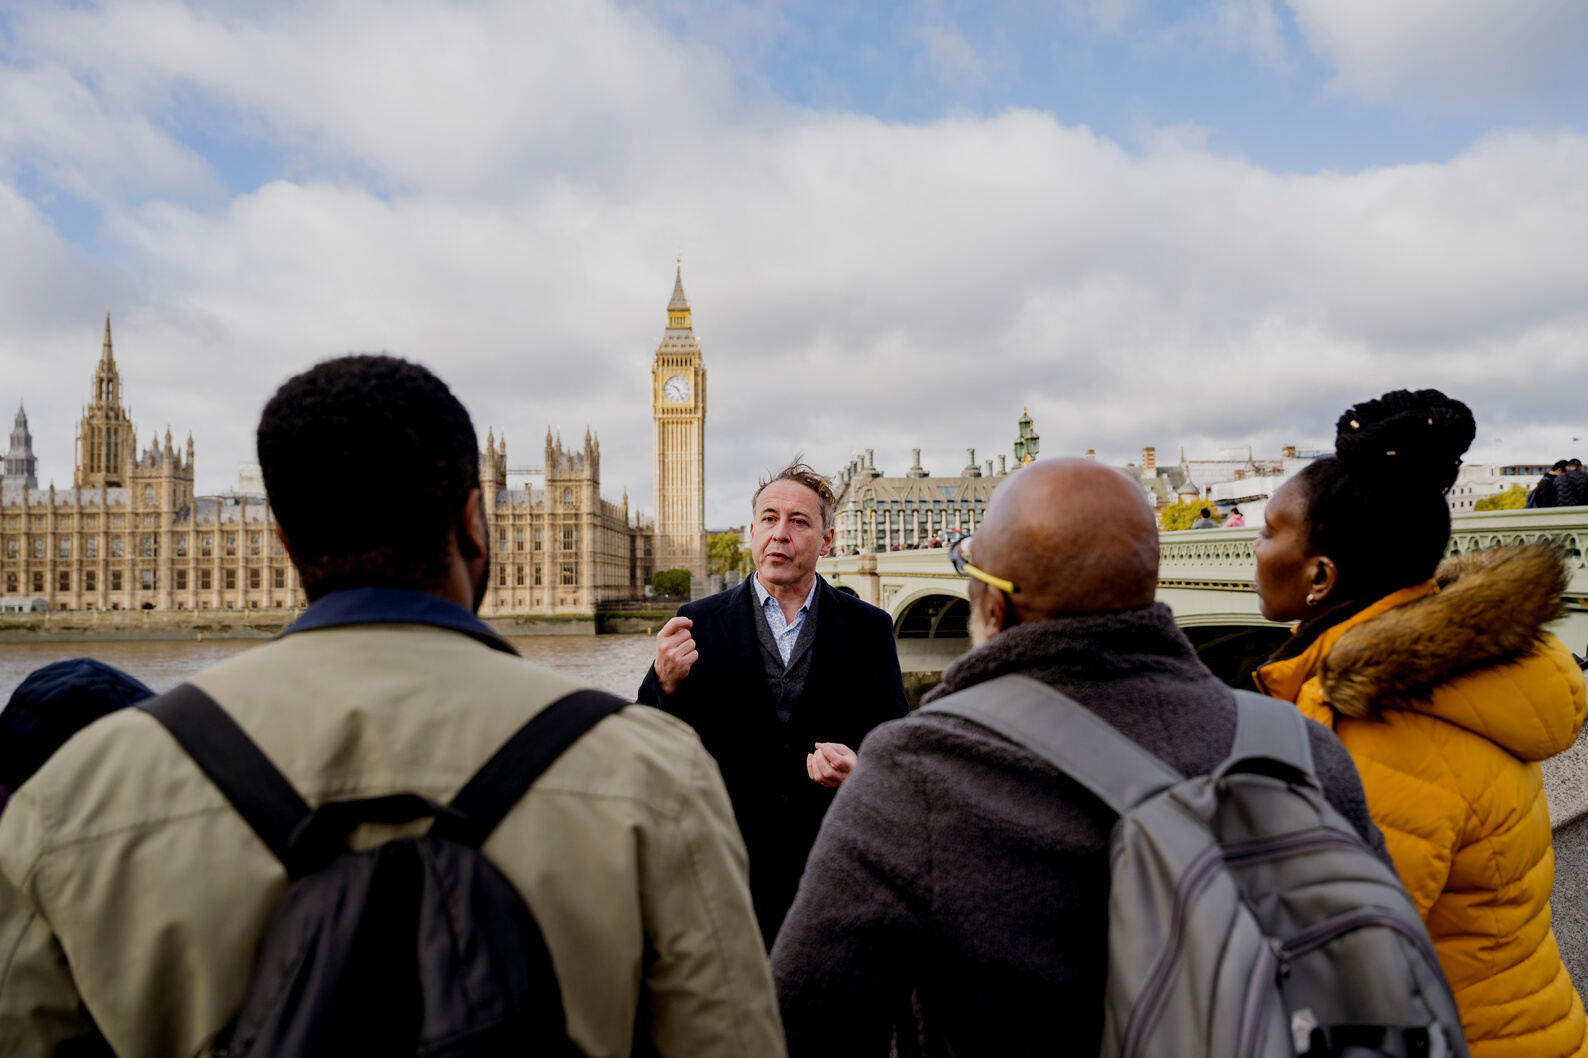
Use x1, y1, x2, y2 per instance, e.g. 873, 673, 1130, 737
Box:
4, 404, 37, 487
651, 262, 707, 581
75, 314, 137, 489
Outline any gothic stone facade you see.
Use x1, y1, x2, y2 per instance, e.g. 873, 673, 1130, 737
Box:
477, 428, 655, 614
1, 318, 303, 612
2, 317, 655, 614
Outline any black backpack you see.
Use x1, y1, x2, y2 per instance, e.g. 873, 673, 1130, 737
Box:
136, 682, 628, 1058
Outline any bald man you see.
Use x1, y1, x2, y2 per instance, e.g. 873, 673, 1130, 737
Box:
770, 459, 1386, 1058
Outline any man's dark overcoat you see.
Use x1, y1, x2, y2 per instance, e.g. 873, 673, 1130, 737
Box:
637, 577, 909, 943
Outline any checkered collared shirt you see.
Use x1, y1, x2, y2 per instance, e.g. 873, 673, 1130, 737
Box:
751, 573, 817, 665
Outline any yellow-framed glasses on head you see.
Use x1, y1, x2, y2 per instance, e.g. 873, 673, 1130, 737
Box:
945, 531, 1019, 594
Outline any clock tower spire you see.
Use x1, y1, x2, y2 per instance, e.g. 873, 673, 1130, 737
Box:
652, 260, 707, 584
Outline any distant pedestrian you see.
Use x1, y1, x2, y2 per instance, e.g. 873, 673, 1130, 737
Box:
1223, 506, 1245, 527
1191, 506, 1219, 529
1529, 461, 1568, 508
1560, 459, 1588, 507
0, 659, 152, 818
772, 459, 1388, 1057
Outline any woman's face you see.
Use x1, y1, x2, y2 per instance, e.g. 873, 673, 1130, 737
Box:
1253, 479, 1330, 623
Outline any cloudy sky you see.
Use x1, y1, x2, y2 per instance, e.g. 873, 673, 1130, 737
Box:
2, 0, 1585, 525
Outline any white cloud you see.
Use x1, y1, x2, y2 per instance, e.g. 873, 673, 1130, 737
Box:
1, 1, 1586, 526
916, 22, 984, 84
0, 64, 214, 201
4, 0, 744, 196
1212, 0, 1287, 71
1289, 0, 1588, 107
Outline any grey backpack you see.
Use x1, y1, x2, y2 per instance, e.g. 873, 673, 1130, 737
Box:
922, 674, 1467, 1058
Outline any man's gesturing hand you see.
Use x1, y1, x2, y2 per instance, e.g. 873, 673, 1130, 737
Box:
806, 742, 857, 788
654, 616, 697, 695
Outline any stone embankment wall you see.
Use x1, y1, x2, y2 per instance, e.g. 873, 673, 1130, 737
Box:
0, 609, 293, 642
0, 606, 688, 642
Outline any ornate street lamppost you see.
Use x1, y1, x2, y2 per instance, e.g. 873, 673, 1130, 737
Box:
1014, 408, 1041, 467
862, 488, 877, 553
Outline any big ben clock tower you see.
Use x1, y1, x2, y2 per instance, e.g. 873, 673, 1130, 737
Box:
652, 261, 708, 582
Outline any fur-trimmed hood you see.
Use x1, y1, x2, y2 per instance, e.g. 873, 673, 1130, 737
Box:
1257, 545, 1588, 1053
1317, 541, 1580, 758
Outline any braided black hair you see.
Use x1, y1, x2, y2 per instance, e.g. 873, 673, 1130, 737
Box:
1296, 388, 1475, 601
257, 355, 481, 597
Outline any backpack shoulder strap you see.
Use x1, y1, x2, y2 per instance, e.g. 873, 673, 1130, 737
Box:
1215, 690, 1317, 782
138, 684, 310, 867
920, 674, 1182, 815
437, 688, 629, 847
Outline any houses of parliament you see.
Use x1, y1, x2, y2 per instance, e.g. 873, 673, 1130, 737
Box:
0, 269, 709, 614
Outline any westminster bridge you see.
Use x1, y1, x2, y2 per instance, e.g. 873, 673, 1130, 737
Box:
817, 507, 1588, 692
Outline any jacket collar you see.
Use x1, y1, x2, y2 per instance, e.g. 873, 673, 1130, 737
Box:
281, 587, 519, 656
1254, 581, 1435, 705
921, 602, 1195, 706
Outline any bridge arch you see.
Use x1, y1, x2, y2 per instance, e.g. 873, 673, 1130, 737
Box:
892, 591, 974, 674
887, 584, 969, 627
895, 593, 971, 639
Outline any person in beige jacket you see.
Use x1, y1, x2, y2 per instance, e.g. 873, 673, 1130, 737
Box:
0, 355, 785, 1058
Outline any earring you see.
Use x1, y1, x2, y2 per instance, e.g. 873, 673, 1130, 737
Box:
1305, 593, 1318, 607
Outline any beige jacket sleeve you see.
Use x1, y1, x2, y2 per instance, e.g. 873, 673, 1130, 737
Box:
0, 810, 92, 1058
640, 739, 787, 1058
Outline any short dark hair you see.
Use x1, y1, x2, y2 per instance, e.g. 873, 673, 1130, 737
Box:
1553, 460, 1570, 472
1294, 388, 1474, 601
752, 458, 836, 529
1199, 507, 1210, 518
257, 355, 481, 597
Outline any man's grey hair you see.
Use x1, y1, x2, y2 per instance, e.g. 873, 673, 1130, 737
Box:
752, 458, 837, 530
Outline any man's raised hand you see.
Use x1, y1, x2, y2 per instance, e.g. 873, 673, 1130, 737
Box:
806, 742, 857, 788
654, 616, 698, 695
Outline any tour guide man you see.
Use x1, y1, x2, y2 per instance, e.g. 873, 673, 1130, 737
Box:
638, 460, 909, 942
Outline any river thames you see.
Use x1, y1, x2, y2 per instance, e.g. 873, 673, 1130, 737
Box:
0, 633, 661, 701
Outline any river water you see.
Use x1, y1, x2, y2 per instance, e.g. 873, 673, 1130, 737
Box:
0, 634, 660, 702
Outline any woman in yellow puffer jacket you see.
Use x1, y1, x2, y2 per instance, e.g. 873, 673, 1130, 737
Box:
1253, 388, 1588, 1058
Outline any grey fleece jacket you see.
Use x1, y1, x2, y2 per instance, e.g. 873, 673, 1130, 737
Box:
770, 603, 1387, 1058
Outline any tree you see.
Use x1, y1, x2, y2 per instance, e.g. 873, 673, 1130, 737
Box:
652, 569, 691, 597
1161, 499, 1220, 531
1474, 485, 1527, 511
708, 532, 751, 576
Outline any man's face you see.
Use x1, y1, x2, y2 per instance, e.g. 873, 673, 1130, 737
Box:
751, 480, 834, 589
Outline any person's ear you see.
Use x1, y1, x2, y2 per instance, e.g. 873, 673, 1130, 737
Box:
820, 524, 835, 557
1306, 555, 1338, 607
969, 581, 1005, 646
457, 489, 487, 560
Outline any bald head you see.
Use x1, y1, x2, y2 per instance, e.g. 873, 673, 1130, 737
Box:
974, 459, 1160, 619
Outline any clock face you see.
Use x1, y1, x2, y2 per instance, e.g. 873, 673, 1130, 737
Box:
663, 375, 691, 402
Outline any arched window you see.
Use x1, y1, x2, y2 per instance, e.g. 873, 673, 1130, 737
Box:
562, 487, 574, 505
